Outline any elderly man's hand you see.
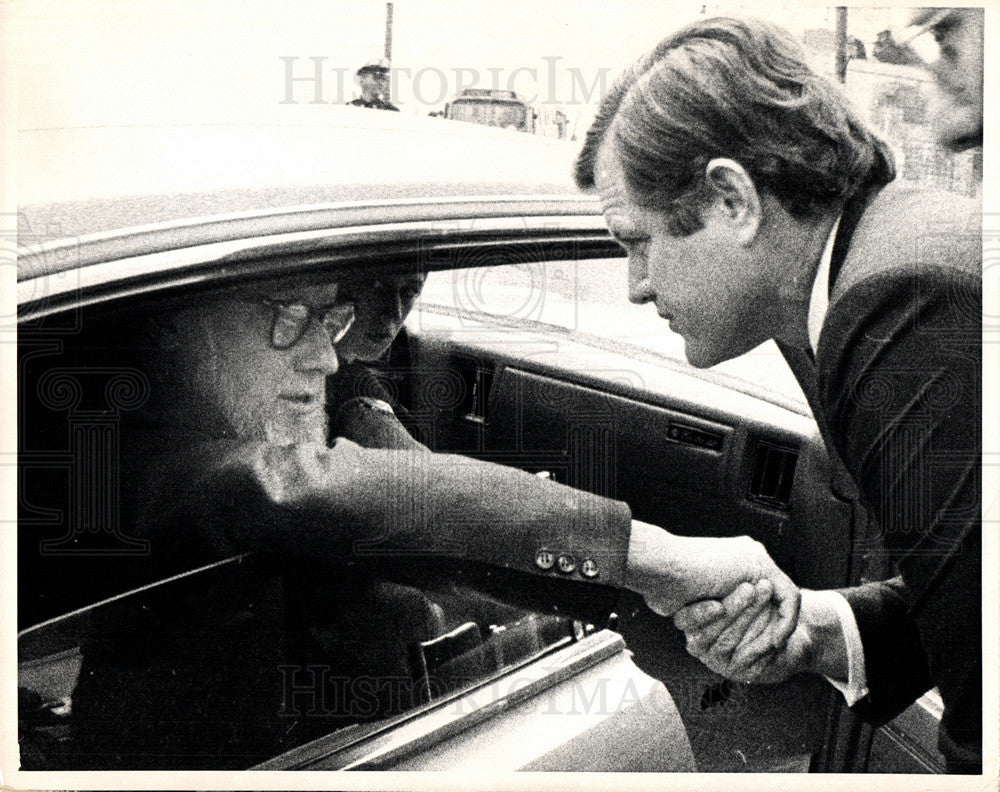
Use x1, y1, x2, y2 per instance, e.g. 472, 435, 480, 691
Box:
624, 521, 800, 647
673, 586, 849, 686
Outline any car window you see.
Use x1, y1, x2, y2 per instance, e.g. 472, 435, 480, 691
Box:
16, 278, 585, 771
419, 259, 809, 406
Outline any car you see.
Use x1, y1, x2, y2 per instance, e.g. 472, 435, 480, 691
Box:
11, 114, 951, 783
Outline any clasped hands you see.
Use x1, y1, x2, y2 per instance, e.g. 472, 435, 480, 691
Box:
625, 520, 848, 685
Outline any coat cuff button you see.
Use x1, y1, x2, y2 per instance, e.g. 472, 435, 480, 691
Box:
556, 554, 577, 574
581, 559, 599, 578
535, 549, 555, 570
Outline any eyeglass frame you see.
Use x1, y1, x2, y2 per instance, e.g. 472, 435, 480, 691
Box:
261, 298, 356, 350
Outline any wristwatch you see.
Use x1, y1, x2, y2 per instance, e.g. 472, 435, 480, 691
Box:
353, 396, 395, 415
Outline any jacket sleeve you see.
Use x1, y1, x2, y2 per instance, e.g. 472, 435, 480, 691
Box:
836, 577, 933, 723
148, 436, 635, 620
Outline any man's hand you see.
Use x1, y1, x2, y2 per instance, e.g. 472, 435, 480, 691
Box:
624, 521, 800, 647
673, 586, 849, 685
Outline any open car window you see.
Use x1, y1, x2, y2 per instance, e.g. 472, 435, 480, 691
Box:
16, 272, 601, 771
418, 259, 808, 407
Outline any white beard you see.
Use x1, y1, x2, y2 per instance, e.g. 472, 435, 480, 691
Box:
174, 312, 329, 447
207, 370, 328, 446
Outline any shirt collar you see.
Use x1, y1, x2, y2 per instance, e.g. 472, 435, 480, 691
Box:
807, 216, 842, 355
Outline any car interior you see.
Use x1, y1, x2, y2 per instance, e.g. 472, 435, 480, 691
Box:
17, 253, 916, 773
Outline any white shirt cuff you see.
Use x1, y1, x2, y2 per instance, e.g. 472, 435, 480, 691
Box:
813, 590, 869, 706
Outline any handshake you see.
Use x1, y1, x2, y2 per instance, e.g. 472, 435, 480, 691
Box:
625, 520, 849, 685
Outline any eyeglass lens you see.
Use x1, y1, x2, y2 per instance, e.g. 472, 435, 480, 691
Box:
268, 301, 355, 349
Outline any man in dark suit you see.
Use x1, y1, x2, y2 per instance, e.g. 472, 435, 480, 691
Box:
573, 16, 982, 773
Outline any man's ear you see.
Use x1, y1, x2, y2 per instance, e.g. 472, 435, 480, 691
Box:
704, 158, 762, 245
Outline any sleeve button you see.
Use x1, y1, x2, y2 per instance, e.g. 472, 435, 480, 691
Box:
556, 554, 577, 574
535, 550, 555, 570
581, 559, 599, 578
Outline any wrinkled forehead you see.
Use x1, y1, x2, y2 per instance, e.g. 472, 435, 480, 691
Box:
149, 274, 343, 326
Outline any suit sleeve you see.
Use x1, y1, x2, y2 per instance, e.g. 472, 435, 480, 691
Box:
835, 577, 932, 722
817, 265, 981, 734
145, 436, 635, 621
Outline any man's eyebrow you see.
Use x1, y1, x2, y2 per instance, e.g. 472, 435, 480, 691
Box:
901, 8, 953, 43
318, 299, 353, 311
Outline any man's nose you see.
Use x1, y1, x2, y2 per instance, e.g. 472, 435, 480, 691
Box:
628, 256, 655, 304
375, 291, 406, 323
294, 319, 340, 376
392, 291, 407, 322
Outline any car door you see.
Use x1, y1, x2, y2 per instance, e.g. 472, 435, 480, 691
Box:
15, 213, 696, 771
14, 190, 933, 774
369, 243, 897, 772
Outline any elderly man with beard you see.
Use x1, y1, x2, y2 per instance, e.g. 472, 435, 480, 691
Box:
68, 273, 799, 769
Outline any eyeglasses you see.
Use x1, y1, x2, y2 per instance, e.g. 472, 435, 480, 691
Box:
262, 299, 356, 350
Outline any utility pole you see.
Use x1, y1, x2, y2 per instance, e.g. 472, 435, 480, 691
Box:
384, 2, 394, 64
834, 7, 848, 83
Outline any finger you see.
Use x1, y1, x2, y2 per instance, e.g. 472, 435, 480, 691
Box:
727, 598, 784, 679
723, 581, 758, 617
673, 600, 725, 632
768, 572, 801, 647
689, 582, 756, 647
730, 604, 780, 668
710, 581, 774, 657
697, 583, 755, 644
735, 646, 781, 684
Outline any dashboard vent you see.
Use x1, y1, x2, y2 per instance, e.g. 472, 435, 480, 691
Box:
747, 441, 798, 509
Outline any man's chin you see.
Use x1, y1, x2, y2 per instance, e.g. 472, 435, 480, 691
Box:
265, 415, 328, 446
682, 341, 719, 369
683, 339, 747, 370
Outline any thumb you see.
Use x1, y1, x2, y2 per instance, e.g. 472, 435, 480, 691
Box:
769, 572, 801, 647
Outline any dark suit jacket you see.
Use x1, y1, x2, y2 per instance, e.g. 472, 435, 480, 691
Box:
785, 182, 982, 772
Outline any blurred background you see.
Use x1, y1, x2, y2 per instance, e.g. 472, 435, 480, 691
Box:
8, 0, 981, 197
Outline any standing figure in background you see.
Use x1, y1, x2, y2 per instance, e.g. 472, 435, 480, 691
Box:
348, 57, 400, 112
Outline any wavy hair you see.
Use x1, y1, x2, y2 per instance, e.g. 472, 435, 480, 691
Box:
575, 17, 895, 235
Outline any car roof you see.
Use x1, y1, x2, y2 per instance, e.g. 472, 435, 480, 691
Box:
16, 111, 608, 317
18, 109, 584, 243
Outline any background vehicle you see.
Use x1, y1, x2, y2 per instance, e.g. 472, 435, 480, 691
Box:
444, 88, 536, 133
12, 113, 948, 776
